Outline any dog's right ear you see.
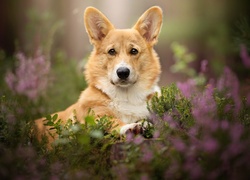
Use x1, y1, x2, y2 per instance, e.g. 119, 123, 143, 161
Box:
84, 7, 114, 45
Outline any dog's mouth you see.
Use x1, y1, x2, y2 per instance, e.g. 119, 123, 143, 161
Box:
111, 79, 137, 88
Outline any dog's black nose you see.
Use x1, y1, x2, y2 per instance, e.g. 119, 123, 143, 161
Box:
117, 67, 130, 80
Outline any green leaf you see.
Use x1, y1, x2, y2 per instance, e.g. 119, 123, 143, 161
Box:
78, 134, 90, 145
52, 114, 58, 121
85, 115, 96, 126
45, 115, 52, 121
45, 121, 54, 126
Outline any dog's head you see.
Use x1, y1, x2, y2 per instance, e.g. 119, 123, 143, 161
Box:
84, 6, 163, 93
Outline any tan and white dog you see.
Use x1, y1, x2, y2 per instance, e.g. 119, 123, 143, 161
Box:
35, 6, 163, 144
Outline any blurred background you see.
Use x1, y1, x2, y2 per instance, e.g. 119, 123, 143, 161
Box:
1, 0, 250, 113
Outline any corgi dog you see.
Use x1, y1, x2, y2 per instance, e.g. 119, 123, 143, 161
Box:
35, 6, 163, 144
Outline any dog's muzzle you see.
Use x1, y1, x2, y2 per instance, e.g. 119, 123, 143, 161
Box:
110, 64, 137, 87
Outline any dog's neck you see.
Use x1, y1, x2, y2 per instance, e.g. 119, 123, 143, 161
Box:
95, 78, 157, 105
92, 77, 160, 123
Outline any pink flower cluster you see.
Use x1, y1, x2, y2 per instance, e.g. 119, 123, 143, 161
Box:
5, 50, 50, 101
164, 82, 250, 179
217, 67, 241, 114
240, 44, 250, 68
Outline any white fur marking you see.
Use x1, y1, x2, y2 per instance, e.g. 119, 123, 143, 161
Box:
120, 123, 140, 134
96, 74, 160, 124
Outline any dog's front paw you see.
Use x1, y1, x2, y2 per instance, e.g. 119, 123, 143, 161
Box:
120, 123, 143, 135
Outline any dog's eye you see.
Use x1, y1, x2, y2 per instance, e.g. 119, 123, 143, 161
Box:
108, 48, 116, 56
130, 48, 138, 55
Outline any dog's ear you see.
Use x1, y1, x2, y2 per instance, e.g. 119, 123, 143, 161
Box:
133, 6, 163, 45
84, 7, 114, 44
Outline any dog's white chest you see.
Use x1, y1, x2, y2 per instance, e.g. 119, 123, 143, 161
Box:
96, 79, 159, 124
109, 100, 149, 124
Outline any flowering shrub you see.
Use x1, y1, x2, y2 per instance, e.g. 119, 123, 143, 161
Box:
160, 84, 250, 179
240, 44, 250, 68
5, 49, 50, 101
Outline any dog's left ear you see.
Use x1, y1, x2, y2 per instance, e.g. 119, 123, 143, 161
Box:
133, 6, 163, 45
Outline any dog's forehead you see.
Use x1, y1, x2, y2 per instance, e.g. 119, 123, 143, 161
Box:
105, 29, 144, 44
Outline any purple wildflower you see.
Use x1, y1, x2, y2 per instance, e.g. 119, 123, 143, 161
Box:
227, 142, 244, 157
216, 67, 241, 114
51, 176, 60, 180
153, 130, 160, 138
184, 158, 202, 179
224, 104, 232, 113
16, 146, 36, 159
163, 114, 178, 129
164, 160, 179, 179
133, 135, 144, 145
220, 120, 229, 130
200, 59, 208, 73
5, 49, 50, 101
172, 138, 186, 152
50, 162, 63, 173
192, 84, 217, 124
5, 71, 16, 92
141, 147, 153, 163
125, 132, 134, 143
202, 136, 218, 153
240, 44, 250, 68
140, 174, 149, 180
246, 93, 250, 106
6, 114, 16, 124
177, 79, 196, 98
229, 123, 243, 142
188, 126, 198, 136
112, 164, 128, 180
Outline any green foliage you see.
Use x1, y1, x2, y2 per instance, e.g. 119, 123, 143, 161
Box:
171, 42, 207, 85
234, 17, 250, 50
239, 97, 250, 127
43, 110, 120, 147
141, 120, 155, 139
41, 112, 122, 178
0, 94, 39, 148
170, 42, 196, 77
214, 92, 235, 121
149, 84, 194, 129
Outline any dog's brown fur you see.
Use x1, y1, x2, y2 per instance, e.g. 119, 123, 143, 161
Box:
35, 6, 163, 145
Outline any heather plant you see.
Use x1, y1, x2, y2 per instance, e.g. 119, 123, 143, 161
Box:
149, 84, 194, 131
240, 44, 250, 68
161, 84, 250, 179
5, 49, 50, 102
113, 72, 250, 179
